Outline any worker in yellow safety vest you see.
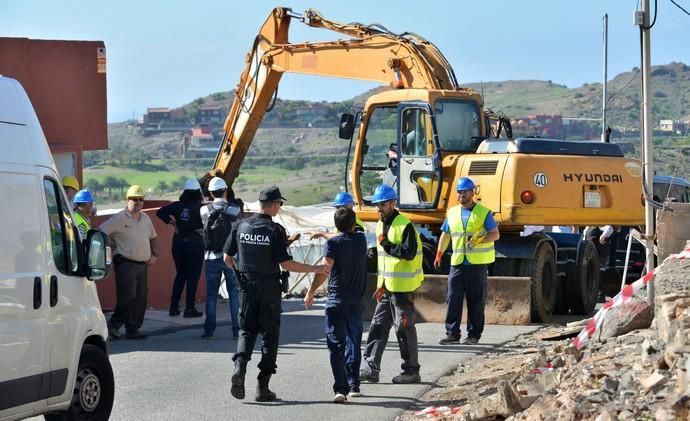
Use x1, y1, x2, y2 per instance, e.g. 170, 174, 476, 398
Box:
434, 177, 500, 345
359, 184, 423, 385
73, 189, 95, 240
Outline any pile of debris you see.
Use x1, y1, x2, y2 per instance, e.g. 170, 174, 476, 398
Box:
409, 246, 690, 420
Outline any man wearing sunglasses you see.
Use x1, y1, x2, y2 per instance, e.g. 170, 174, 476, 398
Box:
99, 185, 158, 340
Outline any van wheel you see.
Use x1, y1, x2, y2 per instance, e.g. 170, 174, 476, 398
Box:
45, 344, 114, 421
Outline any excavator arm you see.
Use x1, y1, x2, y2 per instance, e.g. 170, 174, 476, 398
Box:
203, 7, 462, 188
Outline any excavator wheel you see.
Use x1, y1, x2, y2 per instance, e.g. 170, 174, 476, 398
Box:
566, 240, 600, 315
553, 273, 569, 315
491, 257, 518, 276
421, 241, 441, 275
520, 242, 557, 323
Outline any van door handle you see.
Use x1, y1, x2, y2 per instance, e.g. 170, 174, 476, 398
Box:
50, 275, 58, 307
33, 277, 42, 309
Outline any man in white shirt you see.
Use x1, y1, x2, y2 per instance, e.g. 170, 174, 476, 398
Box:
200, 177, 242, 339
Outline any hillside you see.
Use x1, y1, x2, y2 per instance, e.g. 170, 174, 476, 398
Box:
467, 62, 690, 129
144, 62, 690, 131
88, 63, 690, 206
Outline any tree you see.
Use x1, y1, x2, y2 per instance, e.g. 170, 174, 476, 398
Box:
156, 180, 170, 195
282, 156, 306, 170
103, 176, 118, 200
85, 179, 102, 197
115, 178, 129, 197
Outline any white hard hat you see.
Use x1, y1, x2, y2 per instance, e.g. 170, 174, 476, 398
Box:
208, 177, 227, 191
183, 178, 201, 191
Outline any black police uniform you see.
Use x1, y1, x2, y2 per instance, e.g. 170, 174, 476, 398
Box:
223, 194, 291, 380
155, 198, 204, 316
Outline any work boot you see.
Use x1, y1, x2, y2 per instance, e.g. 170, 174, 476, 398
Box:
461, 336, 479, 345
183, 308, 203, 318
255, 373, 277, 402
439, 334, 461, 345
359, 363, 379, 383
230, 360, 247, 400
392, 371, 421, 384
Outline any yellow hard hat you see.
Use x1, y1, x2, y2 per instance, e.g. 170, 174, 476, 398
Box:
126, 185, 145, 199
62, 175, 80, 191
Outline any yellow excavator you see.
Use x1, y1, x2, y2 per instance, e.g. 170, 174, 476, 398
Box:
203, 7, 644, 322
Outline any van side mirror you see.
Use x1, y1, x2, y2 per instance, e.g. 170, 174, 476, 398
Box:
339, 113, 355, 140
85, 230, 111, 281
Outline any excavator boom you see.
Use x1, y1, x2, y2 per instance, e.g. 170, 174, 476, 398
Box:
203, 7, 464, 187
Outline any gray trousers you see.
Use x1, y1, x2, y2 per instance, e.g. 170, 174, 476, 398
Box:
362, 290, 420, 374
110, 258, 148, 332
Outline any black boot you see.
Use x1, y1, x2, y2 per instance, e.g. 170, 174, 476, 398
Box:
255, 373, 277, 402
231, 360, 247, 400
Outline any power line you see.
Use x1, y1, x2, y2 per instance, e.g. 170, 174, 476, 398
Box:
670, 0, 690, 15
607, 69, 640, 103
643, 0, 658, 28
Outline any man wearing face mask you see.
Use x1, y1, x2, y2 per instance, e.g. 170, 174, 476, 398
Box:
99, 185, 158, 340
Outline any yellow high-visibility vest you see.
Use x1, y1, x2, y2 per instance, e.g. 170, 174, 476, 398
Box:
376, 213, 423, 292
447, 203, 495, 265
355, 215, 366, 232
74, 212, 91, 241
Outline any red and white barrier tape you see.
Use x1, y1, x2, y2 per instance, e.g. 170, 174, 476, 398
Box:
415, 406, 461, 418
529, 362, 553, 374
573, 246, 690, 350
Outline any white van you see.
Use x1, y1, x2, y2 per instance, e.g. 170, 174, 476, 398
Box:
0, 76, 114, 420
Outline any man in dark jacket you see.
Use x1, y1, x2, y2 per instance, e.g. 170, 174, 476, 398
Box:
305, 207, 367, 403
156, 179, 205, 318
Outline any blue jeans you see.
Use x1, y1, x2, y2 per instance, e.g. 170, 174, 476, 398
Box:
203, 258, 239, 336
325, 303, 363, 394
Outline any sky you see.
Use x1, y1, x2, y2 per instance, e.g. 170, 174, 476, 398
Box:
4, 0, 690, 122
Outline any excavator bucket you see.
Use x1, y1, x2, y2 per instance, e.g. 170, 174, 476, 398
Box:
362, 274, 532, 325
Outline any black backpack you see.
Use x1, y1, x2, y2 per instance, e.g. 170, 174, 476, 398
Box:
203, 203, 236, 252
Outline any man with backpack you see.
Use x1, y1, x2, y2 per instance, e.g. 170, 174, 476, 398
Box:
200, 177, 242, 339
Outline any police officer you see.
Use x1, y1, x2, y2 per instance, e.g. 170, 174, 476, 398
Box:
223, 186, 329, 402
434, 177, 500, 345
360, 184, 424, 384
309, 192, 365, 240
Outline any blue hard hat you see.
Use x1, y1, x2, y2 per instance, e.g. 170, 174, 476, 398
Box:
456, 177, 476, 191
333, 191, 355, 207
371, 184, 397, 204
73, 189, 94, 204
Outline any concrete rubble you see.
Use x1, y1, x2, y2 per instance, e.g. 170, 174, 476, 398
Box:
405, 248, 690, 420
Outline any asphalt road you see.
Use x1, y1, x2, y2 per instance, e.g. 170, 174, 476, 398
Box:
101, 300, 538, 421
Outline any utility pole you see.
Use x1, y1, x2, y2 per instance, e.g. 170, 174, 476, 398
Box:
637, 0, 655, 306
601, 14, 608, 142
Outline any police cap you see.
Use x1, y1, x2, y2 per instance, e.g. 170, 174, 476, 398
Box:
259, 186, 287, 202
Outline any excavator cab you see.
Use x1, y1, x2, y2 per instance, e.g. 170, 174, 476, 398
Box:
342, 91, 484, 213
396, 103, 440, 208
341, 100, 443, 209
